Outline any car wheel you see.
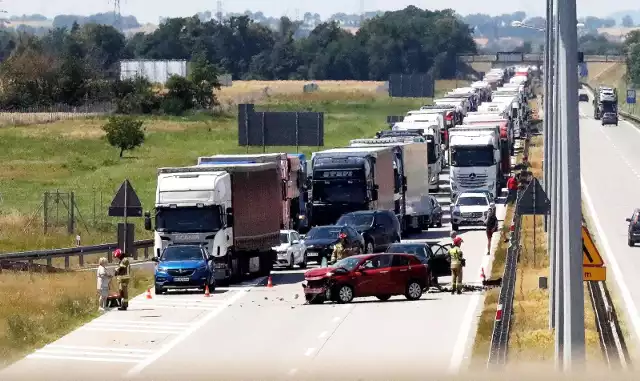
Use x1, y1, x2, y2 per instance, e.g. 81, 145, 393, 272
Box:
366, 241, 374, 254
155, 286, 165, 295
437, 216, 443, 228
376, 295, 391, 301
287, 254, 294, 270
629, 238, 634, 247
405, 280, 423, 300
299, 252, 307, 269
336, 285, 354, 303
206, 279, 215, 293
452, 223, 459, 231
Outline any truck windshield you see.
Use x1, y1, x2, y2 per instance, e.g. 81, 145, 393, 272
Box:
426, 138, 437, 164
161, 246, 204, 261
155, 206, 222, 233
450, 146, 494, 167
312, 182, 366, 204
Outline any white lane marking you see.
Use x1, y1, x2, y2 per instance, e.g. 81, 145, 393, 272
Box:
304, 348, 316, 357
595, 126, 640, 180
331, 316, 341, 323
43, 345, 153, 353
36, 349, 148, 358
317, 331, 328, 339
127, 277, 263, 376
288, 368, 298, 376
582, 177, 640, 346
27, 354, 141, 363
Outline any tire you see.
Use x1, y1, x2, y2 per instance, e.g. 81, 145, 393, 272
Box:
287, 254, 294, 270
299, 252, 307, 269
405, 280, 424, 301
336, 285, 354, 303
629, 238, 634, 247
452, 223, 459, 231
437, 216, 443, 228
376, 295, 391, 301
155, 286, 165, 295
365, 241, 374, 254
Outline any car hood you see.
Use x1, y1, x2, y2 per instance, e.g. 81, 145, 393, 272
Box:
272, 243, 291, 252
456, 205, 489, 213
304, 267, 335, 279
304, 238, 337, 248
158, 260, 206, 269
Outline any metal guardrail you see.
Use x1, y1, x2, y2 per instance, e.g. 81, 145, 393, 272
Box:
581, 82, 640, 125
487, 131, 532, 367
460, 54, 625, 63
0, 239, 154, 270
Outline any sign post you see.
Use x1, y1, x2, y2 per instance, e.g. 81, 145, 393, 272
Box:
108, 179, 143, 256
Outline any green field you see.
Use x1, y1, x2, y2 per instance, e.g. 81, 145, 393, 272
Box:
0, 82, 461, 254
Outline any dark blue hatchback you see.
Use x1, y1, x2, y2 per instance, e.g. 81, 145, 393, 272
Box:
153, 244, 215, 294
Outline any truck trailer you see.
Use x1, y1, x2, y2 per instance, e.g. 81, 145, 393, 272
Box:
309, 146, 396, 228
145, 163, 281, 284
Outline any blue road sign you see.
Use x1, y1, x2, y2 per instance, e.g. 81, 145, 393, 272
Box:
628, 89, 637, 104
578, 63, 588, 78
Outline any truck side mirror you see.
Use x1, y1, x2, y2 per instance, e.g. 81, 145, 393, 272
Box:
144, 211, 152, 231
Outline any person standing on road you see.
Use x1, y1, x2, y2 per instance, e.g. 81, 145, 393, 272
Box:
114, 250, 131, 311
96, 257, 112, 312
329, 233, 348, 265
448, 237, 464, 295
485, 206, 498, 256
506, 174, 518, 205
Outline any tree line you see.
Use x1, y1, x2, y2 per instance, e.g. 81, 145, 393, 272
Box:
0, 6, 476, 112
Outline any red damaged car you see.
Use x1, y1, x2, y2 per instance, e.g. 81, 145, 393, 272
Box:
302, 253, 428, 304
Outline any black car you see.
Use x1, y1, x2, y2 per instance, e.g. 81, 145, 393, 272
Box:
425, 195, 444, 228
385, 242, 453, 286
602, 112, 618, 126
336, 210, 402, 253
626, 209, 640, 246
302, 225, 365, 264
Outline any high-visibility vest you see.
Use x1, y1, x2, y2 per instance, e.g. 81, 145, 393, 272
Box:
116, 263, 131, 285
449, 247, 463, 266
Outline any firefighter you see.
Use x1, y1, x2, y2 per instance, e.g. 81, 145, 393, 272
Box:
330, 232, 348, 264
114, 250, 131, 311
449, 237, 464, 295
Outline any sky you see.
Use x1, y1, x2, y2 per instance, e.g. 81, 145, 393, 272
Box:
2, 0, 639, 24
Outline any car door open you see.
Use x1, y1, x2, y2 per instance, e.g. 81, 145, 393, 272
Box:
429, 244, 451, 277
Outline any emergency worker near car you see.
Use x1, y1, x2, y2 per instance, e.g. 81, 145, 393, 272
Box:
485, 206, 498, 255
114, 249, 131, 311
449, 237, 464, 295
330, 232, 349, 264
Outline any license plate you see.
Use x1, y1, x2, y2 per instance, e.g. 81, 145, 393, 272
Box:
174, 277, 190, 282
307, 252, 318, 257
305, 288, 325, 294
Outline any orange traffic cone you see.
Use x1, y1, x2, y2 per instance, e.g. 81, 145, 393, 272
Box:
204, 285, 211, 297
266, 275, 273, 288
145, 288, 152, 299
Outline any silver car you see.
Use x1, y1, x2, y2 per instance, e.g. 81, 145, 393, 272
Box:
450, 192, 495, 231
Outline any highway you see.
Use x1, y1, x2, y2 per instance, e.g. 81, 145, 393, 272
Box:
1, 167, 513, 380
579, 93, 640, 351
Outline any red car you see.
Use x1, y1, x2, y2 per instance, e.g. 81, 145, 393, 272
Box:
302, 253, 428, 304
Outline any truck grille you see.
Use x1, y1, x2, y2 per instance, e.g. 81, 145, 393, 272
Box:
167, 269, 195, 276
457, 173, 488, 187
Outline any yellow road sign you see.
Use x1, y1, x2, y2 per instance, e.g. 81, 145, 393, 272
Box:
583, 266, 606, 281
582, 225, 604, 267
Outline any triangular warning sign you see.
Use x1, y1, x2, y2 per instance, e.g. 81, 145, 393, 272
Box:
108, 179, 143, 217
582, 225, 604, 267
516, 177, 550, 215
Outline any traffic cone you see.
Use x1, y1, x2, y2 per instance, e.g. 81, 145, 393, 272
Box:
267, 275, 274, 288
204, 285, 211, 297
481, 268, 486, 281
145, 288, 152, 299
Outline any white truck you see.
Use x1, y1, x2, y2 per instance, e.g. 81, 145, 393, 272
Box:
145, 163, 282, 283
390, 120, 443, 189
448, 125, 501, 200
348, 136, 434, 231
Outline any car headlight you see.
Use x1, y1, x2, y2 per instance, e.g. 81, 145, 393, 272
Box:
452, 210, 461, 216
157, 267, 167, 273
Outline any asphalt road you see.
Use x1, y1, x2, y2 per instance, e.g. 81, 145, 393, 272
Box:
578, 95, 640, 350
2, 154, 519, 380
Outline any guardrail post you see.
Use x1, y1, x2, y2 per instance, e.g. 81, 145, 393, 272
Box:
47, 257, 52, 267
108, 250, 113, 263
144, 246, 149, 259
133, 247, 139, 260
79, 254, 84, 267
64, 256, 70, 269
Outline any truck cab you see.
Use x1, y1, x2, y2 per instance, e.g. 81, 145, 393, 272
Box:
389, 122, 443, 187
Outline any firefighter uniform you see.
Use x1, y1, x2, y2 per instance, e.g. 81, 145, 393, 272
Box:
449, 242, 464, 295
330, 242, 348, 264
115, 257, 131, 310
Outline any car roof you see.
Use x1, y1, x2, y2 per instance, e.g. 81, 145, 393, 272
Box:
310, 225, 344, 230
459, 192, 487, 197
166, 243, 203, 248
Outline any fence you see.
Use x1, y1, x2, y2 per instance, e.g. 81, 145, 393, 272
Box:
458, 54, 625, 63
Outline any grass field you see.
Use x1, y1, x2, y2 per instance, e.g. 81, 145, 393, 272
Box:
0, 79, 462, 367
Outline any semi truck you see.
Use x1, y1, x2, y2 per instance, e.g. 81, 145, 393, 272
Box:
448, 125, 501, 200
348, 136, 432, 233
287, 153, 310, 233
145, 163, 281, 283
593, 86, 618, 122
196, 153, 299, 230
308, 146, 396, 228
386, 123, 442, 190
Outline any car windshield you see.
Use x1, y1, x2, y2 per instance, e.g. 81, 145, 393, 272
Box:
333, 257, 362, 271
386, 244, 426, 257
306, 227, 341, 240
279, 233, 289, 244
337, 214, 373, 227
161, 246, 204, 261
457, 196, 488, 206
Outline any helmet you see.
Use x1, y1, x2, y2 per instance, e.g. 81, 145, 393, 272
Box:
113, 248, 123, 259
338, 232, 347, 240
453, 237, 463, 247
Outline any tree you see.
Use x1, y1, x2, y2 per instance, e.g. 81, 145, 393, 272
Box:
622, 15, 635, 28
102, 116, 145, 158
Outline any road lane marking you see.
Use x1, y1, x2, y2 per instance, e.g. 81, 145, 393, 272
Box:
304, 348, 315, 356
36, 349, 148, 358
126, 277, 264, 376
582, 177, 640, 346
27, 354, 142, 363
43, 345, 154, 353
317, 331, 328, 339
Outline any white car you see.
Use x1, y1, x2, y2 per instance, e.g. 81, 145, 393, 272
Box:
272, 230, 307, 269
450, 191, 495, 231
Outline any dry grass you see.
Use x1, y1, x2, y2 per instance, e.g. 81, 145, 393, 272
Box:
0, 112, 107, 127
0, 267, 153, 368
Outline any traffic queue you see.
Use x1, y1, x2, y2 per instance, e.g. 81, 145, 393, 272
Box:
144, 65, 536, 304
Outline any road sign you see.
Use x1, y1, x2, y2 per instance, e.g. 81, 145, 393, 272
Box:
516, 177, 550, 215
582, 224, 606, 281
627, 89, 636, 104
108, 179, 143, 217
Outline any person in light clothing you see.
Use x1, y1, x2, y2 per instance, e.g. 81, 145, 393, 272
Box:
96, 257, 112, 312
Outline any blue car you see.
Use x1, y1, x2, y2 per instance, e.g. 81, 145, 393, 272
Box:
153, 244, 216, 295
